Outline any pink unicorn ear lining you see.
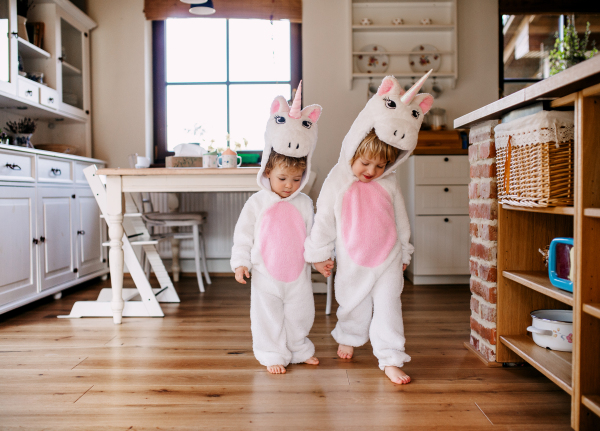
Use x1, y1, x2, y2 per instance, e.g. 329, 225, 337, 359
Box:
376, 76, 404, 96
270, 96, 290, 115
305, 105, 322, 123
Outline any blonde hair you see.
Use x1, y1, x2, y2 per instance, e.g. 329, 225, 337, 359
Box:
264, 150, 307, 175
350, 129, 400, 166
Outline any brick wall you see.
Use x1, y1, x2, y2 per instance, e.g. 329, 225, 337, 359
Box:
468, 120, 500, 362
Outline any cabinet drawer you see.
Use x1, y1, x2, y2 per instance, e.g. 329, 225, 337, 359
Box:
40, 86, 59, 109
37, 157, 72, 183
74, 162, 95, 184
413, 215, 470, 275
414, 155, 470, 185
0, 150, 35, 182
17, 77, 40, 103
415, 185, 469, 215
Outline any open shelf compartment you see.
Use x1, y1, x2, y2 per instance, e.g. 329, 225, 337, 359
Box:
501, 335, 572, 395
503, 271, 573, 306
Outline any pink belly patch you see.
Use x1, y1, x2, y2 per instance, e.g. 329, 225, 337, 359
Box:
342, 181, 397, 267
260, 201, 306, 282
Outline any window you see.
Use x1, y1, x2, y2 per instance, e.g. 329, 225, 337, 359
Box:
153, 18, 302, 163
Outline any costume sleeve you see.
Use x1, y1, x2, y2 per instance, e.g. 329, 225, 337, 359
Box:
393, 184, 414, 265
230, 197, 257, 272
304, 173, 337, 263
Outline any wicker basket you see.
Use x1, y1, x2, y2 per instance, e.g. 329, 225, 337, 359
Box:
494, 111, 574, 208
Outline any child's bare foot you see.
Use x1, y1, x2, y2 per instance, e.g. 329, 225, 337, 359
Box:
384, 366, 411, 384
337, 344, 354, 359
304, 356, 319, 365
267, 365, 286, 374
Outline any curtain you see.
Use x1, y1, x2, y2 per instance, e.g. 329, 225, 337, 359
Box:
144, 0, 302, 22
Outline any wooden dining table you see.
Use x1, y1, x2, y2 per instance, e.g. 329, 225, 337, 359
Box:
96, 167, 260, 324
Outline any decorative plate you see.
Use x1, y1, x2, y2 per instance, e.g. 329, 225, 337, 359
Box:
409, 44, 441, 73
356, 45, 389, 74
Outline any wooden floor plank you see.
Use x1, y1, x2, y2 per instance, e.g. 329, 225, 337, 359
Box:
0, 276, 572, 428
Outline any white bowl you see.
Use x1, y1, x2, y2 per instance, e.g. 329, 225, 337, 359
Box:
527, 309, 573, 352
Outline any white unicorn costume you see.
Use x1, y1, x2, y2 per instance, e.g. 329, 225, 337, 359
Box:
230, 83, 323, 367
304, 72, 433, 370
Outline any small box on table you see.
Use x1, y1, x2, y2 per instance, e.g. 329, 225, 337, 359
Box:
165, 156, 203, 168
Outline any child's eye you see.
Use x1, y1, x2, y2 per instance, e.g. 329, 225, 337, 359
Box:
278, 177, 285, 181
362, 162, 368, 166
377, 165, 385, 169
294, 179, 300, 182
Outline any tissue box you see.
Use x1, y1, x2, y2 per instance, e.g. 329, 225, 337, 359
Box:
165, 156, 203, 168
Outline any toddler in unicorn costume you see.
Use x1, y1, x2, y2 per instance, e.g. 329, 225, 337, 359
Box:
231, 82, 322, 374
306, 71, 434, 384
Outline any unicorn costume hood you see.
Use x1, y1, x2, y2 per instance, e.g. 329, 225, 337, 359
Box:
257, 81, 322, 200
231, 82, 322, 369
304, 72, 433, 372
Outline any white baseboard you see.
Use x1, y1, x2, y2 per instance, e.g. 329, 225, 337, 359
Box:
406, 272, 470, 285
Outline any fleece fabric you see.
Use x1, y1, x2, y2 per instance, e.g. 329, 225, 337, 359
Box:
230, 90, 322, 367
304, 74, 433, 370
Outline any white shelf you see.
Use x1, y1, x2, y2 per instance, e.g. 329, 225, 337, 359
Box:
353, 72, 456, 78
61, 61, 82, 77
17, 37, 51, 59
353, 24, 454, 32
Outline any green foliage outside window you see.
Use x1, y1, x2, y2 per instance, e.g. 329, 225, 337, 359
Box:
549, 16, 598, 76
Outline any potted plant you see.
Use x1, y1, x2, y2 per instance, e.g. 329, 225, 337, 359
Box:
6, 118, 36, 148
549, 16, 598, 76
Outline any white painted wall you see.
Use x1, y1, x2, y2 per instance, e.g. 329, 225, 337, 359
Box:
302, 0, 499, 200
87, 0, 151, 168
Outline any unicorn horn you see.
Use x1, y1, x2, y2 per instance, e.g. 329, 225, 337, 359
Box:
400, 69, 433, 105
289, 80, 302, 119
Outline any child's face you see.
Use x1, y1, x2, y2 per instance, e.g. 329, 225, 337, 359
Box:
266, 164, 304, 198
351, 155, 387, 183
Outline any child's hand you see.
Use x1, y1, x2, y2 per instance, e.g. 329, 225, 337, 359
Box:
403, 264, 407, 271
235, 266, 250, 284
315, 259, 334, 277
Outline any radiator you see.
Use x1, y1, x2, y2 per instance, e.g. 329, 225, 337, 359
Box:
150, 192, 254, 260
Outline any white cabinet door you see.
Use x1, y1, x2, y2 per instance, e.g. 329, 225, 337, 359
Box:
0, 186, 37, 306
37, 187, 76, 290
75, 187, 105, 276
0, 0, 18, 96
413, 215, 470, 275
414, 155, 470, 185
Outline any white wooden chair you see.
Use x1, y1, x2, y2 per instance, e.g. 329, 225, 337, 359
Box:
59, 165, 180, 318
303, 170, 334, 315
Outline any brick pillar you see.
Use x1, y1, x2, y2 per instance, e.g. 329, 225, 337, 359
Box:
468, 120, 500, 362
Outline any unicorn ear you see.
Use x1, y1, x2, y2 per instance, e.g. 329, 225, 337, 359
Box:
376, 76, 405, 97
270, 96, 290, 115
302, 104, 322, 123
413, 93, 434, 114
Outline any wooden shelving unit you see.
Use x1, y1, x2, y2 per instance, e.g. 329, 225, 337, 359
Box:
495, 82, 600, 430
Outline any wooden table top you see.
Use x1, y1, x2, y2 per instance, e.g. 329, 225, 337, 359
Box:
96, 167, 261, 176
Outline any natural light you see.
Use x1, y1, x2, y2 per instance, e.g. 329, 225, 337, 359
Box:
165, 18, 291, 152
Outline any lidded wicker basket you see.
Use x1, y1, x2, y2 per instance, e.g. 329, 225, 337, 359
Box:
494, 111, 574, 208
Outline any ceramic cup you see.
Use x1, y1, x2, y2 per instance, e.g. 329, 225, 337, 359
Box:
218, 154, 242, 168
203, 154, 218, 168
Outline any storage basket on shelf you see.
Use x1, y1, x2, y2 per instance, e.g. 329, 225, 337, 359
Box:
494, 111, 574, 208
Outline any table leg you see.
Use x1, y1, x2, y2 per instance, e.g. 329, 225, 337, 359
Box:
106, 176, 125, 324
167, 192, 181, 282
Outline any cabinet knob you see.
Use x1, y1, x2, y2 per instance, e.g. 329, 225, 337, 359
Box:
72, 194, 76, 199
444, 218, 449, 222
73, 268, 78, 273
40, 236, 45, 243
85, 110, 90, 115
444, 187, 449, 192
51, 168, 62, 176
102, 258, 107, 263
32, 238, 38, 244
444, 157, 449, 162
77, 230, 85, 235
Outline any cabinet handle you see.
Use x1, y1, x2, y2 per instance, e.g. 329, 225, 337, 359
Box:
444, 157, 449, 162
73, 268, 78, 273
5, 163, 22, 170
32, 238, 38, 244
58, 56, 64, 62
444, 187, 449, 192
51, 168, 62, 176
444, 218, 449, 222
77, 230, 85, 235
11, 32, 18, 38
40, 236, 45, 243
48, 97, 54, 103
26, 90, 33, 96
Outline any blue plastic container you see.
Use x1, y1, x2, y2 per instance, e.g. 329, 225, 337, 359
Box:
548, 237, 574, 293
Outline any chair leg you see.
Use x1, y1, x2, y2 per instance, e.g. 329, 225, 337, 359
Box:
326, 275, 333, 315
192, 224, 205, 293
199, 229, 211, 285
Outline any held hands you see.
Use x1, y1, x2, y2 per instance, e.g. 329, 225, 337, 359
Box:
403, 264, 407, 271
315, 259, 334, 277
235, 266, 250, 284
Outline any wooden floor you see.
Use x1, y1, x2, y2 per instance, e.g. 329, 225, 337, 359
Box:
0, 276, 572, 430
